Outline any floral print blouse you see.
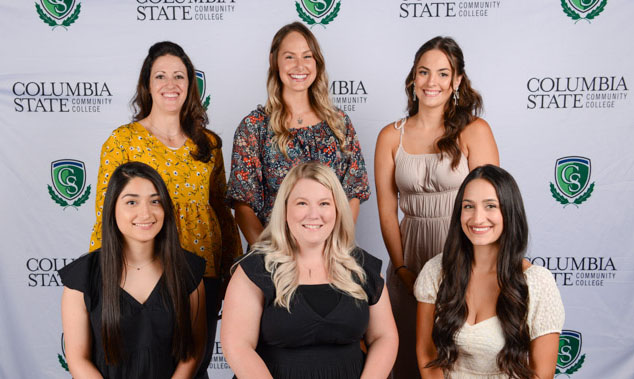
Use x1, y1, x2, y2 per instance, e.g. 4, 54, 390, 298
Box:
89, 122, 242, 278
227, 107, 370, 226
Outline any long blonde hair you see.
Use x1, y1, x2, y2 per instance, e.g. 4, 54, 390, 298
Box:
250, 162, 367, 311
264, 22, 347, 156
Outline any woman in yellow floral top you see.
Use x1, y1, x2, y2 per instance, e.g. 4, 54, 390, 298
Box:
89, 41, 241, 379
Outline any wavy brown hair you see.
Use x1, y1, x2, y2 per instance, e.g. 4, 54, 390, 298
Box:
265, 22, 347, 156
100, 162, 199, 364
428, 165, 533, 379
132, 41, 220, 162
405, 36, 482, 169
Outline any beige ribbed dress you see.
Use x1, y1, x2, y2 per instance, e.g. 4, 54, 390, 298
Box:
386, 119, 469, 379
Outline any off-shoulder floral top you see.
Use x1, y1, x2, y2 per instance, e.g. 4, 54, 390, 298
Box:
227, 107, 370, 226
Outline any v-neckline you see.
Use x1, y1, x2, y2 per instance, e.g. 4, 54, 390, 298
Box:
135, 122, 188, 152
464, 315, 498, 328
120, 276, 163, 306
297, 284, 344, 320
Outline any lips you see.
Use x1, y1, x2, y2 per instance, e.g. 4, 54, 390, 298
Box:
290, 74, 308, 81
162, 92, 179, 99
302, 224, 322, 230
469, 226, 492, 234
133, 222, 156, 230
423, 89, 441, 96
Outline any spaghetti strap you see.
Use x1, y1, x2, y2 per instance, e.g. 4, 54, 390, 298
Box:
394, 118, 407, 148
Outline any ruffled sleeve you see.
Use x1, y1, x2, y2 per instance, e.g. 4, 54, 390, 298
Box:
227, 109, 266, 216
414, 254, 443, 304
525, 265, 565, 340
183, 250, 206, 294
89, 126, 130, 251
340, 113, 370, 203
352, 248, 384, 305
58, 251, 101, 311
238, 252, 276, 302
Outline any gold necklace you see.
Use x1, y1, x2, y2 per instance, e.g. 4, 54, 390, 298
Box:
125, 258, 156, 271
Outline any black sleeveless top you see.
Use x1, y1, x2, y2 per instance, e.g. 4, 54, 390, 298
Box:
58, 249, 205, 379
239, 247, 384, 379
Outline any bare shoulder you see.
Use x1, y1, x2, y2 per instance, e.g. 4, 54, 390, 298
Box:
376, 121, 402, 146
461, 117, 493, 141
522, 258, 532, 271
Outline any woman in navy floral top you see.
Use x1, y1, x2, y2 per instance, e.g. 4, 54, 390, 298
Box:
228, 22, 370, 245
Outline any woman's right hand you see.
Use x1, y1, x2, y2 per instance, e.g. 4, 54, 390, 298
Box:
397, 268, 417, 294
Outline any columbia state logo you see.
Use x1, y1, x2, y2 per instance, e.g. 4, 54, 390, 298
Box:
48, 159, 91, 209
549, 156, 594, 207
296, 0, 341, 26
196, 70, 211, 111
58, 333, 69, 372
556, 330, 586, 376
35, 0, 81, 30
561, 0, 607, 23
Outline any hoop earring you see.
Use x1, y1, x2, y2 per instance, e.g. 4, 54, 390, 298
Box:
412, 85, 417, 101
453, 89, 459, 105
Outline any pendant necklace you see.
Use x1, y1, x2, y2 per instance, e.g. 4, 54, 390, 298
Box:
125, 258, 155, 271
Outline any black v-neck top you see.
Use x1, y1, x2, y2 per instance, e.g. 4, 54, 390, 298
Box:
58, 249, 205, 379
239, 247, 383, 378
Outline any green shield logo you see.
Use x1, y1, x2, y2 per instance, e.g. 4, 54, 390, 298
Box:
51, 159, 86, 201
41, 0, 75, 20
195, 70, 206, 101
301, 0, 335, 18
568, 0, 600, 13
557, 330, 582, 369
555, 157, 591, 198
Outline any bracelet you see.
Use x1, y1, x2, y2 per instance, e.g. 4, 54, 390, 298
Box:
394, 265, 408, 273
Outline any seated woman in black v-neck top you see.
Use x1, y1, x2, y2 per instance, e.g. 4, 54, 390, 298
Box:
221, 162, 399, 379
59, 162, 206, 379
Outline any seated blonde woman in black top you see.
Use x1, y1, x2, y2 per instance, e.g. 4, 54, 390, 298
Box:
221, 162, 398, 378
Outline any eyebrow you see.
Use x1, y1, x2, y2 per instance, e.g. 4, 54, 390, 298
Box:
418, 65, 450, 71
121, 193, 160, 198
281, 49, 313, 55
462, 198, 498, 202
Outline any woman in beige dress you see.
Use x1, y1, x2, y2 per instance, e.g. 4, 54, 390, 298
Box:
375, 36, 499, 378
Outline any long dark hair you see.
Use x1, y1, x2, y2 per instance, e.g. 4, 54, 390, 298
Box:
100, 162, 196, 364
429, 165, 533, 378
405, 36, 482, 169
132, 41, 220, 162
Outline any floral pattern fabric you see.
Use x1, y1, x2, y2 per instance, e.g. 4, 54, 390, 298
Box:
89, 122, 242, 277
227, 107, 370, 225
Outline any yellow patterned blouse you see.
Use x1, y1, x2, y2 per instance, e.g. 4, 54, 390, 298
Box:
89, 122, 242, 278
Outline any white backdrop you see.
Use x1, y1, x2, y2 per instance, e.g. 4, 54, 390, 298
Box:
1, 1, 633, 378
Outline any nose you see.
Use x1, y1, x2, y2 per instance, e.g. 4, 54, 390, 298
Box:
139, 201, 151, 218
306, 204, 320, 219
473, 206, 486, 223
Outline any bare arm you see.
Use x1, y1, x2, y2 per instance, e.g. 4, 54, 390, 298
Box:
172, 281, 207, 379
348, 198, 360, 223
61, 287, 103, 379
461, 118, 500, 170
530, 333, 560, 379
220, 266, 272, 379
234, 202, 264, 247
375, 125, 417, 292
361, 284, 399, 379
416, 302, 444, 379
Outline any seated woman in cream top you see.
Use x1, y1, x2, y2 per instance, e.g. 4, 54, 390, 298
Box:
415, 165, 564, 379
